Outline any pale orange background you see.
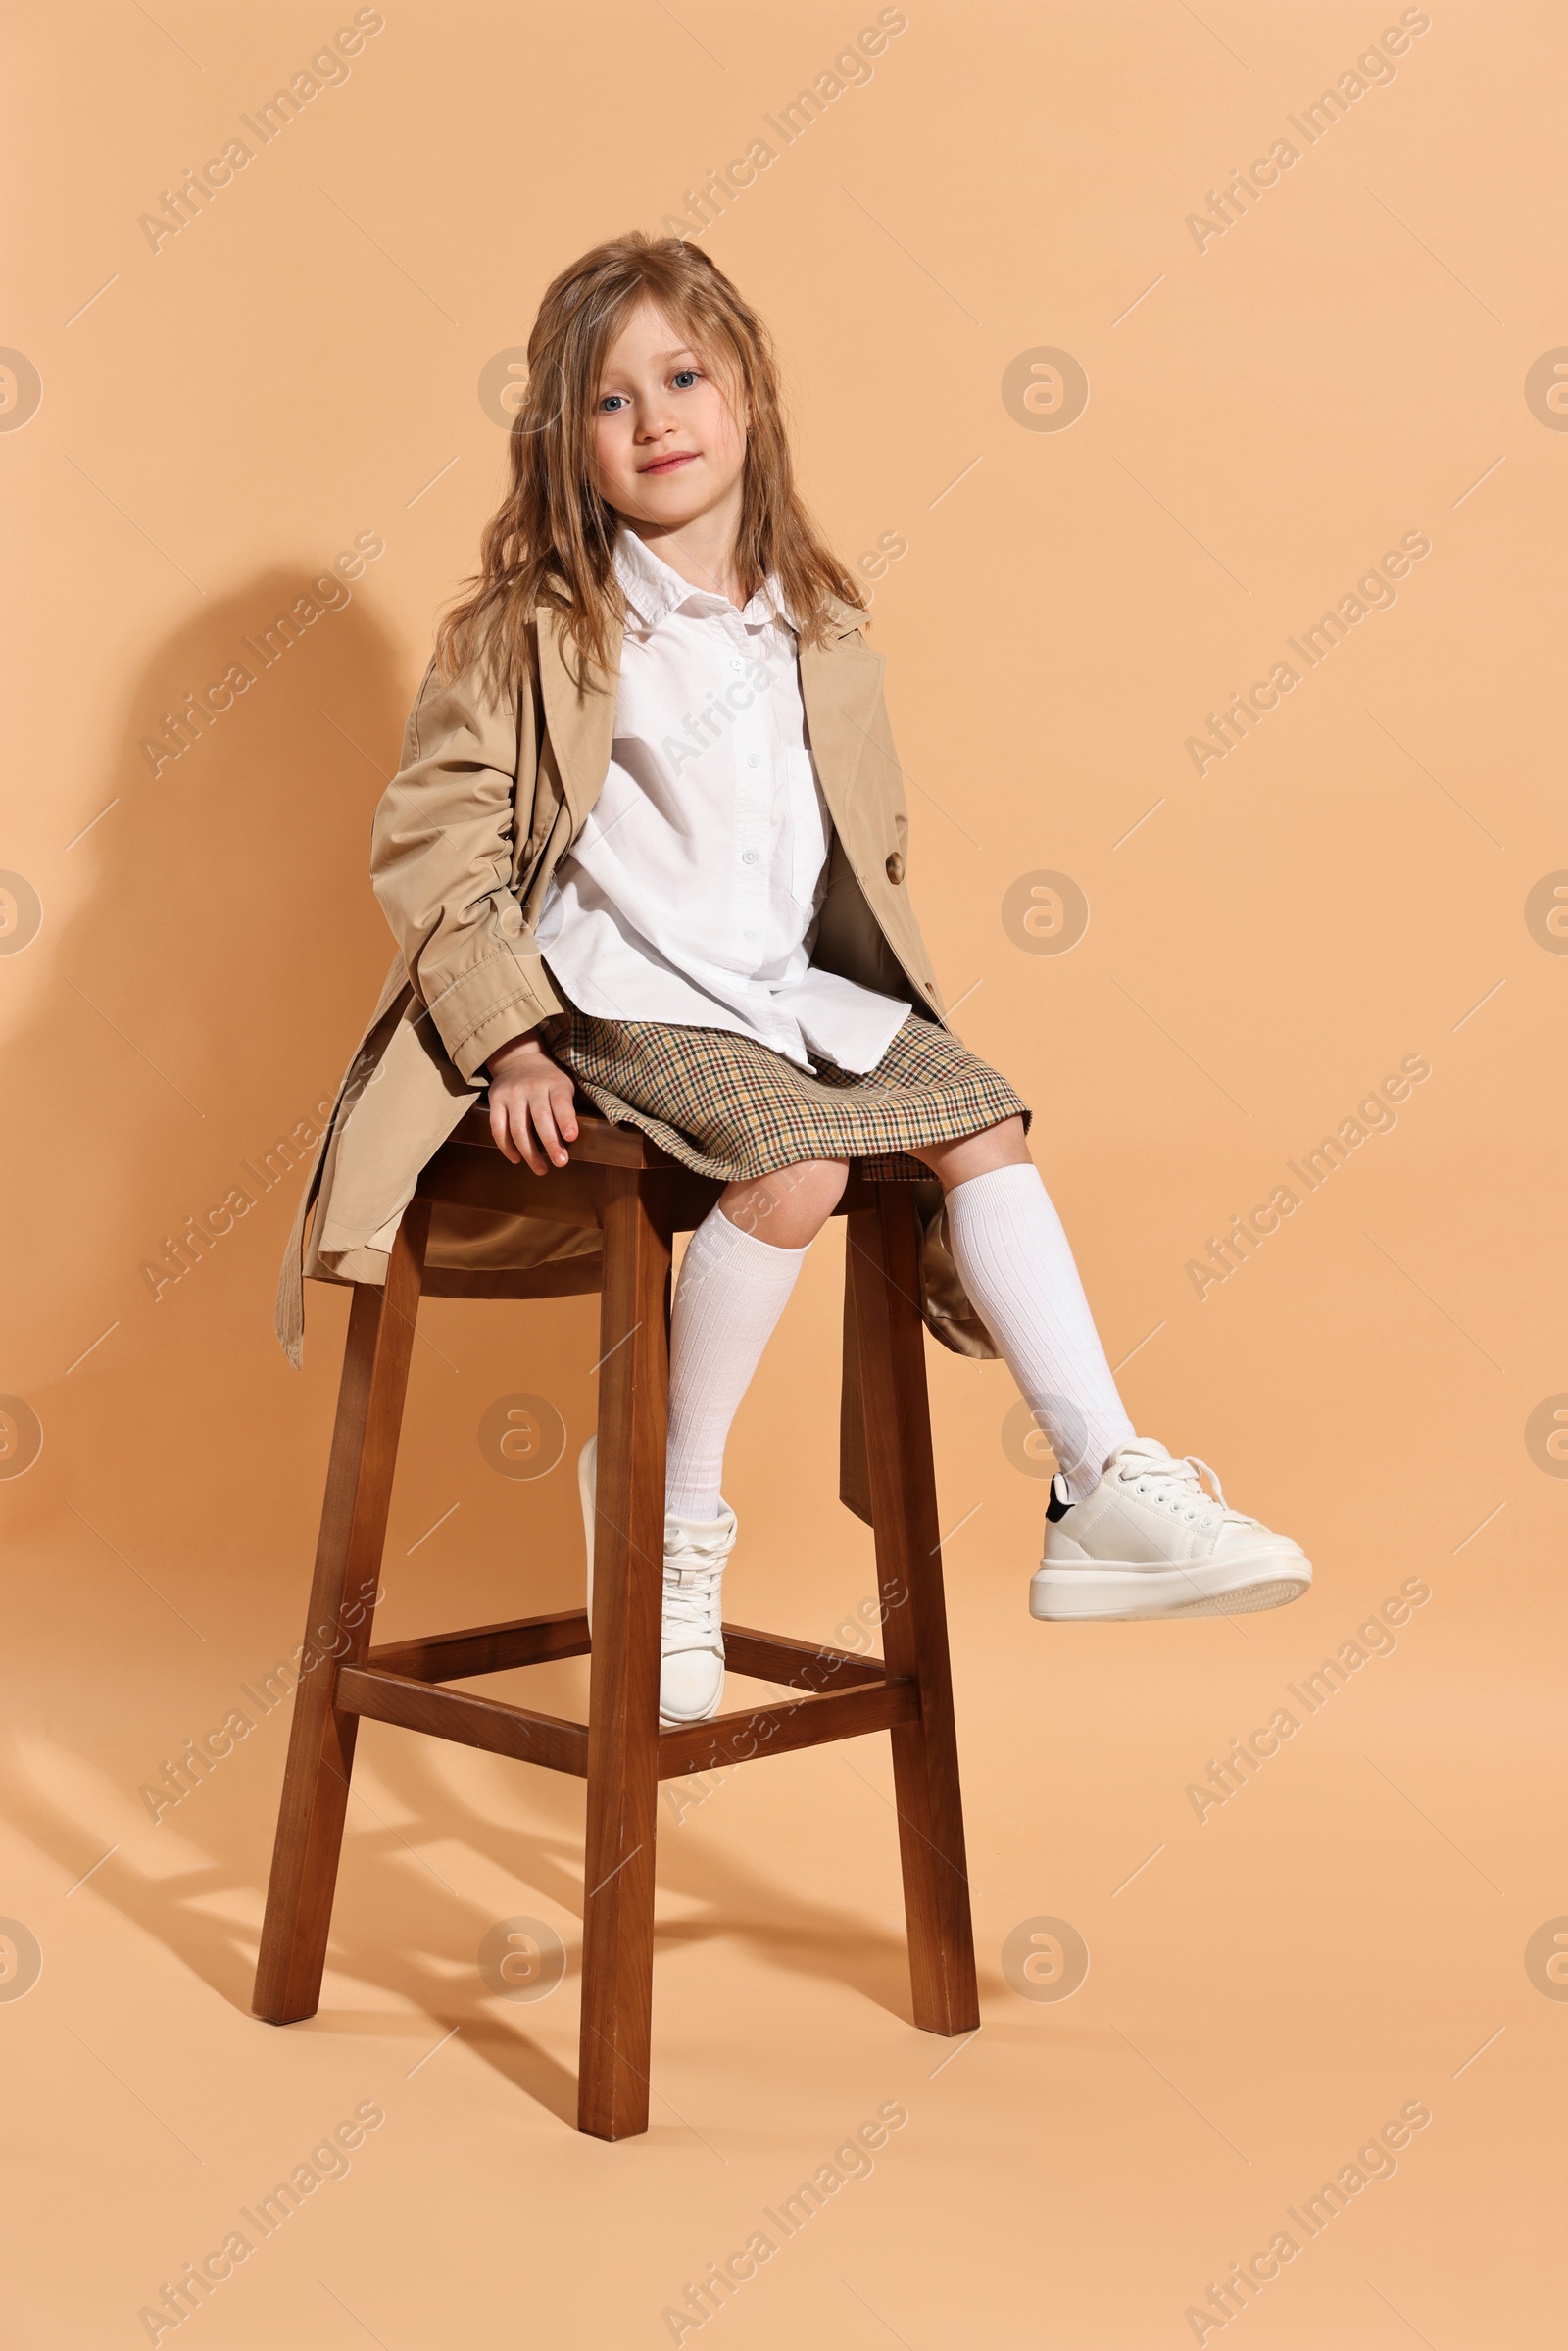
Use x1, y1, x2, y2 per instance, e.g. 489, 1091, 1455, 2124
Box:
2, 3, 1563, 2344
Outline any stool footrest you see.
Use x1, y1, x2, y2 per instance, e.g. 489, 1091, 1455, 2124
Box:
337, 1664, 590, 1776
338, 1634, 915, 1784
658, 1676, 919, 1779
367, 1612, 887, 1697
718, 1623, 888, 1692
368, 1609, 590, 1683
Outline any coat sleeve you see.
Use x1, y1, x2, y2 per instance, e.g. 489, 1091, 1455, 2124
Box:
369, 654, 564, 1084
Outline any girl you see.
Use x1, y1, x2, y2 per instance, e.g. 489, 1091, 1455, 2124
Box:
283, 233, 1309, 1729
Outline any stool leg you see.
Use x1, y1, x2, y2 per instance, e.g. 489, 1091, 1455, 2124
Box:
578, 1167, 670, 2139
253, 1199, 430, 2024
848, 1187, 980, 2036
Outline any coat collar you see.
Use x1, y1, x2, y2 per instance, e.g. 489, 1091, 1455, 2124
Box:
534, 589, 877, 841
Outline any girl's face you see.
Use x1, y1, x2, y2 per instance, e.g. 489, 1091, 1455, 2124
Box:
592, 298, 749, 529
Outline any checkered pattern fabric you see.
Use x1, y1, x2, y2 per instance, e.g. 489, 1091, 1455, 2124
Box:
542, 1006, 1032, 1183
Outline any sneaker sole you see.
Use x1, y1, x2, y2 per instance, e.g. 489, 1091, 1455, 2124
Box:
1030, 1559, 1311, 1622
660, 1661, 727, 1730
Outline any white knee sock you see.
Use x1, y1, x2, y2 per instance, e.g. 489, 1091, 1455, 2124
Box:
945, 1163, 1136, 1501
665, 1205, 808, 1518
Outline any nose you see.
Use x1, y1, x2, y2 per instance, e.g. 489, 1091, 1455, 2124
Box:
633, 393, 677, 443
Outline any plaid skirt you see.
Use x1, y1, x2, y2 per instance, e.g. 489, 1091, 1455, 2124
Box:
541, 1006, 1031, 1183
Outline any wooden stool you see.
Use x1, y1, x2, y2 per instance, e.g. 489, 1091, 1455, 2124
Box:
253, 1105, 978, 2139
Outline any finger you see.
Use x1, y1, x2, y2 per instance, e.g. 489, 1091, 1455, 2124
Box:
513, 1100, 547, 1178
531, 1092, 569, 1169
490, 1091, 519, 1164
554, 1083, 579, 1145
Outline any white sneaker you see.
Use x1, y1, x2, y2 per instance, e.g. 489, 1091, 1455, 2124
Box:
578, 1436, 734, 1725
1029, 1438, 1311, 1622
656, 1509, 735, 1725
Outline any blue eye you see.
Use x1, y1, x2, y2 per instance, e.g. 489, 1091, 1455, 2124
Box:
599, 392, 627, 413
672, 369, 699, 388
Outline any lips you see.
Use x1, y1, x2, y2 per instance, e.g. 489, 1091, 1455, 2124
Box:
639, 451, 697, 474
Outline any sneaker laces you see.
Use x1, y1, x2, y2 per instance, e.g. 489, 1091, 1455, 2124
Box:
662, 1519, 731, 1643
1108, 1445, 1256, 1531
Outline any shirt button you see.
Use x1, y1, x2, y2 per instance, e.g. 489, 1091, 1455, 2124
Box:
730, 657, 745, 672
747, 753, 760, 769
741, 848, 760, 864
885, 851, 906, 884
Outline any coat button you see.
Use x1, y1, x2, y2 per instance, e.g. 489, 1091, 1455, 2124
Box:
885, 851, 906, 884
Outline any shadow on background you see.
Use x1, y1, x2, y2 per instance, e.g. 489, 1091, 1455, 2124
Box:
3, 561, 405, 1380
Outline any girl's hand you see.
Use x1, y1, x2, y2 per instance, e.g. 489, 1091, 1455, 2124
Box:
485, 1029, 580, 1174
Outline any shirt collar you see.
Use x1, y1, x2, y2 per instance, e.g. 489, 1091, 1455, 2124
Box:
612, 525, 799, 634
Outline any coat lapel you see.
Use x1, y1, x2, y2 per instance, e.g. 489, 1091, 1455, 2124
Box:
797, 608, 884, 842
535, 603, 622, 835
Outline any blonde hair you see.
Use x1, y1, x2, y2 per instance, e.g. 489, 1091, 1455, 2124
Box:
435, 232, 862, 692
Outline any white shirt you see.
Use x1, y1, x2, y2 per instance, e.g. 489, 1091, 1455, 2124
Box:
534, 528, 910, 1075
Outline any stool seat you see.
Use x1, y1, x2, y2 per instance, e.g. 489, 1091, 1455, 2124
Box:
253, 1104, 977, 2139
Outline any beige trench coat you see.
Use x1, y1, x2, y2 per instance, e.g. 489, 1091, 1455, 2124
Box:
276, 593, 1000, 1366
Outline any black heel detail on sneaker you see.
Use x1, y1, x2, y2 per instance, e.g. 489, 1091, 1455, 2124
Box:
1046, 1474, 1072, 1524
